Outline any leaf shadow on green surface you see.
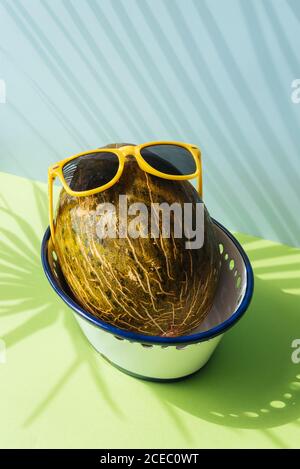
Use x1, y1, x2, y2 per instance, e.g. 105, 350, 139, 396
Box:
0, 182, 123, 424
148, 238, 300, 435
2, 184, 299, 445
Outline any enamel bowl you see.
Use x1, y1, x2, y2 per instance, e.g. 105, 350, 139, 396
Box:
41, 219, 253, 381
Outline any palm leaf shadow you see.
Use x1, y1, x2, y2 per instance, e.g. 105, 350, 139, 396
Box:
147, 235, 300, 437
0, 183, 123, 424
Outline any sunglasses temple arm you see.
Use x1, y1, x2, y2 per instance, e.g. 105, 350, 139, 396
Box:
197, 152, 203, 199
197, 174, 203, 199
48, 171, 56, 242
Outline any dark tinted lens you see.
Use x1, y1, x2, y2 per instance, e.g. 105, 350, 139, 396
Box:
62, 152, 119, 192
140, 144, 196, 176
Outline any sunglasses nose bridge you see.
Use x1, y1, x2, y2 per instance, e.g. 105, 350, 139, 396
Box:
119, 145, 137, 157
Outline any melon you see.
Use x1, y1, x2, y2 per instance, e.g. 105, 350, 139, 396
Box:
54, 144, 220, 336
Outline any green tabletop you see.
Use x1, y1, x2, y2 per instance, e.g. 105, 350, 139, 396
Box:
0, 171, 300, 449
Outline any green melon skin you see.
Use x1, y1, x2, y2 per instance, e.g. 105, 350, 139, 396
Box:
54, 146, 220, 337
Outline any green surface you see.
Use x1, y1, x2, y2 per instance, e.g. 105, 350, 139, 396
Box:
0, 171, 300, 449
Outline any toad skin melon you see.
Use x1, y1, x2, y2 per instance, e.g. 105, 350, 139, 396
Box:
54, 144, 220, 336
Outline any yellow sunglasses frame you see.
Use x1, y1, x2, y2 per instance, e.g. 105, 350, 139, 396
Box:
48, 141, 203, 242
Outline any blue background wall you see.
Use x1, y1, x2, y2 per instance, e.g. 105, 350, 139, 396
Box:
0, 0, 299, 246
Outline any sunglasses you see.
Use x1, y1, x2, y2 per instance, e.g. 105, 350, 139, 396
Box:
48, 141, 203, 241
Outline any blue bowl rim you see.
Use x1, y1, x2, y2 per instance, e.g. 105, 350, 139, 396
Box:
41, 219, 254, 345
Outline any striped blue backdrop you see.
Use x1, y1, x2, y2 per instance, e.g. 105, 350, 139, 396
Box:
0, 0, 299, 246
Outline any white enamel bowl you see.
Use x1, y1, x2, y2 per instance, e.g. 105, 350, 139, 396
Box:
41, 219, 254, 381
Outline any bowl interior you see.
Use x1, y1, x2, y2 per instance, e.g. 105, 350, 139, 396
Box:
191, 222, 247, 334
